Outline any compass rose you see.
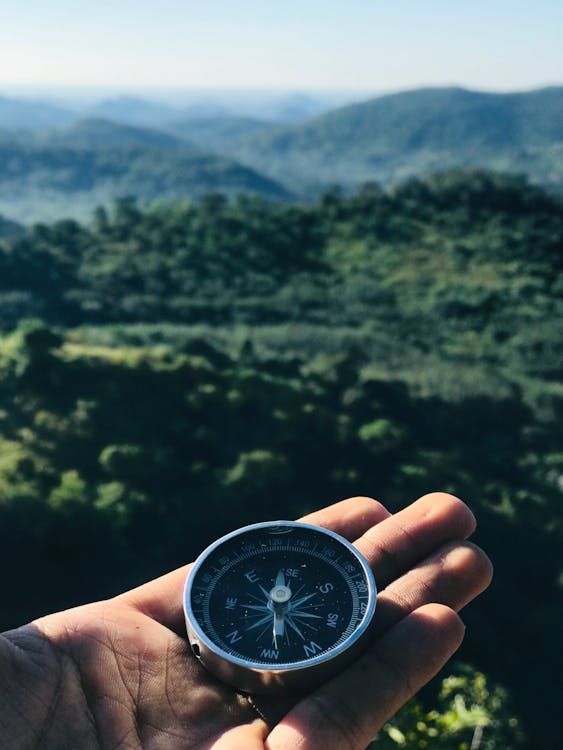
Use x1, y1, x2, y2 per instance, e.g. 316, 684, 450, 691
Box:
244, 569, 322, 648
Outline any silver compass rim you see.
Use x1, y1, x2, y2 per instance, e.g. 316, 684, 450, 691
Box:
183, 519, 377, 674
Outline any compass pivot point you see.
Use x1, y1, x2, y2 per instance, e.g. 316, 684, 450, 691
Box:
270, 585, 292, 603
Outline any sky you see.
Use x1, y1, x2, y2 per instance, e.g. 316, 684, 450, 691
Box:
1, 0, 562, 94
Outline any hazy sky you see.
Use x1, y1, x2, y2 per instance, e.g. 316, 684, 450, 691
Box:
1, 0, 561, 92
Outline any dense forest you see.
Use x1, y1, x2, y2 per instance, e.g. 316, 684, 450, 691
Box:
0, 170, 561, 747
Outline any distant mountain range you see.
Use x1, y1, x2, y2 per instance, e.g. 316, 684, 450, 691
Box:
0, 86, 561, 222
0, 90, 353, 131
0, 96, 77, 130
223, 86, 563, 192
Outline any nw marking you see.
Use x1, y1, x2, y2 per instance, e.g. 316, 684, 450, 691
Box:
260, 648, 279, 660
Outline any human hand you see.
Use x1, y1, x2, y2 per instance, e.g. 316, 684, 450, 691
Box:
0, 493, 492, 749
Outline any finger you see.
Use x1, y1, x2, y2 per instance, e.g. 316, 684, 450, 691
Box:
118, 496, 389, 632
247, 540, 491, 730
300, 495, 391, 539
119, 492, 470, 631
373, 540, 493, 635
207, 719, 268, 750
355, 492, 476, 588
266, 604, 465, 750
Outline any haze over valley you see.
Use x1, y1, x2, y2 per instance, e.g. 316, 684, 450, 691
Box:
1, 85, 561, 223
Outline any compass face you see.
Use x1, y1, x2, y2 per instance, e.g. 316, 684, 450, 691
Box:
184, 521, 376, 681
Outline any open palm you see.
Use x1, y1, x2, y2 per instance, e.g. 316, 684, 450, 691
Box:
0, 493, 492, 749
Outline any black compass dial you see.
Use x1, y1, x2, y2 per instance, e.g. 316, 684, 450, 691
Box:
188, 522, 374, 667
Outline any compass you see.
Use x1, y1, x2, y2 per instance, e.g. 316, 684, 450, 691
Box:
183, 520, 377, 694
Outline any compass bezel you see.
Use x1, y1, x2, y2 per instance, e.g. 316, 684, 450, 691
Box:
183, 520, 377, 693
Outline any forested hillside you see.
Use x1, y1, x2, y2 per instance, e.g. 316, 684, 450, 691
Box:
0, 131, 290, 223
0, 170, 561, 746
227, 87, 563, 192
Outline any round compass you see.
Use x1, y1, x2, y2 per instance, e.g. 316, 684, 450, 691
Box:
183, 520, 377, 694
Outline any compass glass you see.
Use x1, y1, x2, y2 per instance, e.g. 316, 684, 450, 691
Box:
187, 522, 375, 668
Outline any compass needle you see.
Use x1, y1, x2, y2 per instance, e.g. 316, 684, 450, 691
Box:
184, 520, 377, 694
273, 611, 285, 649
274, 611, 285, 635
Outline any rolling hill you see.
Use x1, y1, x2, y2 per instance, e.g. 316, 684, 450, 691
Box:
226, 86, 563, 192
165, 116, 276, 153
0, 95, 76, 131
85, 95, 178, 127
0, 120, 291, 223
44, 118, 197, 152
0, 214, 23, 238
